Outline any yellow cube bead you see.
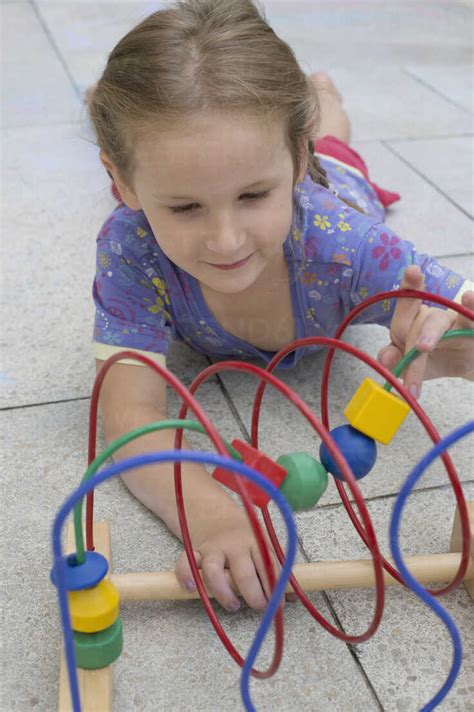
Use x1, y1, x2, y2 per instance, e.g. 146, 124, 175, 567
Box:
69, 579, 120, 633
344, 378, 410, 445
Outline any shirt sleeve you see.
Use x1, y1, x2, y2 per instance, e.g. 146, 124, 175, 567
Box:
348, 222, 466, 326
92, 215, 173, 361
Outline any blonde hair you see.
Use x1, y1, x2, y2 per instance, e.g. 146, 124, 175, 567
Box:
86, 0, 334, 198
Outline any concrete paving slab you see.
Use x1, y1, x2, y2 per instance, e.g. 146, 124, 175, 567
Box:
2, 3, 79, 128
297, 484, 474, 711
405, 62, 473, 113
386, 136, 474, 219
35, 1, 168, 95
263, 1, 471, 68
1, 124, 115, 406
354, 140, 473, 255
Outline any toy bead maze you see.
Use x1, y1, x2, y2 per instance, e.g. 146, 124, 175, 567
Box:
51, 289, 474, 712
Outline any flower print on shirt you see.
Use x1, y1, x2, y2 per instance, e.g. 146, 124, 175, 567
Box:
314, 214, 332, 231
146, 277, 171, 320
332, 253, 352, 266
308, 289, 322, 302
103, 330, 123, 345
372, 232, 402, 271
98, 251, 111, 269
299, 192, 315, 211
292, 226, 303, 242
302, 272, 316, 286
446, 273, 462, 289
337, 213, 352, 232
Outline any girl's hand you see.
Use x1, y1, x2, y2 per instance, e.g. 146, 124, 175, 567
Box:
174, 507, 286, 612
377, 265, 474, 399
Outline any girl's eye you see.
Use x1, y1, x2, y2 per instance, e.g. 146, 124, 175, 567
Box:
167, 191, 270, 215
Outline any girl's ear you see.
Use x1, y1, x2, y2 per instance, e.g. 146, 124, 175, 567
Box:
99, 150, 142, 211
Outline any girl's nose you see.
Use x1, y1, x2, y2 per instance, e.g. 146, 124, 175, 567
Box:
205, 213, 245, 255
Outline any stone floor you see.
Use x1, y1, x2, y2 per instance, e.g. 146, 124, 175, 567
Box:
1, 1, 473, 711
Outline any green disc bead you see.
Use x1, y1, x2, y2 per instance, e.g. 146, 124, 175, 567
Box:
74, 616, 123, 669
276, 452, 328, 511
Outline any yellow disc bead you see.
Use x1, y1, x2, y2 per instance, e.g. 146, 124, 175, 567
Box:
69, 579, 120, 633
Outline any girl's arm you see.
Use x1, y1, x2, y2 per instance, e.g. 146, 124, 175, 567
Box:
95, 359, 278, 612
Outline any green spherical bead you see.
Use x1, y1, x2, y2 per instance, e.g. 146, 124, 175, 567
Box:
276, 452, 328, 511
74, 616, 123, 669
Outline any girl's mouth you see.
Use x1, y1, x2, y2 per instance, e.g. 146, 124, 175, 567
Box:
208, 253, 254, 270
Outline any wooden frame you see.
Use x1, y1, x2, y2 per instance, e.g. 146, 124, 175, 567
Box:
58, 502, 474, 711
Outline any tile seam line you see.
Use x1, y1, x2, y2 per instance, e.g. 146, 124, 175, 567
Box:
385, 132, 473, 145
210, 353, 384, 709
298, 479, 474, 517
435, 252, 474, 260
0, 395, 90, 411
402, 67, 472, 115
205, 357, 254, 444
29, 0, 83, 100
298, 542, 385, 711
382, 140, 473, 220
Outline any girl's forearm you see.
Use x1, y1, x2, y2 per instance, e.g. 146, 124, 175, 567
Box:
102, 409, 241, 540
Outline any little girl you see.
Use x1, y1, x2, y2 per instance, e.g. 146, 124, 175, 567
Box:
87, 0, 473, 613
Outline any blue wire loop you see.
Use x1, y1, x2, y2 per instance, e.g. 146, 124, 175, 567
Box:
390, 420, 473, 711
52, 450, 297, 712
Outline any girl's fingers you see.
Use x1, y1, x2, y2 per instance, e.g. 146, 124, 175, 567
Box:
176, 548, 241, 612
414, 307, 455, 353
377, 342, 403, 372
175, 548, 202, 593
390, 265, 425, 341
230, 553, 268, 611
456, 290, 474, 329
252, 548, 288, 608
202, 551, 242, 612
402, 308, 452, 395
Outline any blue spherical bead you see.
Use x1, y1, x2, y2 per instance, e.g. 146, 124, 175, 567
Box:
320, 425, 377, 481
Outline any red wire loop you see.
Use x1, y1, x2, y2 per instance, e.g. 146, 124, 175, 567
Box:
85, 289, 472, 663
252, 290, 472, 599
87, 351, 282, 678
184, 356, 386, 644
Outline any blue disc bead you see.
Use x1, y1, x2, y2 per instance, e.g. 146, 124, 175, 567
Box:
320, 424, 377, 481
50, 551, 109, 591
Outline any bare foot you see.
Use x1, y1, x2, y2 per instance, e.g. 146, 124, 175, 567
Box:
310, 72, 351, 144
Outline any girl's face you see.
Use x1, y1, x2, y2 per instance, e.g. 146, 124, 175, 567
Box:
117, 111, 305, 295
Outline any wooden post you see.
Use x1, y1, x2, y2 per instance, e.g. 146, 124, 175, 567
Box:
450, 500, 474, 598
109, 551, 473, 601
57, 522, 113, 712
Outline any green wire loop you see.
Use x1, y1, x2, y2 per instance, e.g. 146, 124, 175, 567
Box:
74, 420, 240, 564
384, 328, 474, 392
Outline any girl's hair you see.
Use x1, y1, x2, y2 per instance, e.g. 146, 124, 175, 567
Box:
86, 0, 332, 194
